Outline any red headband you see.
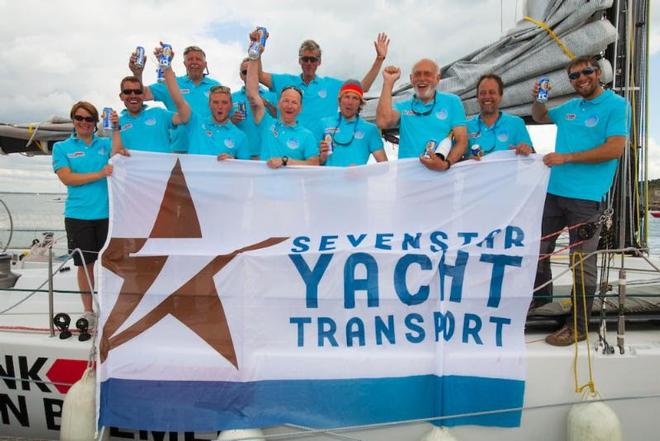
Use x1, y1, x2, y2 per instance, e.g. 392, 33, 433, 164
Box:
339, 83, 364, 99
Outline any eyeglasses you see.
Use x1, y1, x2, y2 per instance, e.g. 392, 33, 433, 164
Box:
299, 56, 319, 63
122, 88, 143, 95
73, 115, 95, 123
240, 70, 248, 76
282, 85, 304, 97
568, 67, 597, 80
210, 86, 232, 94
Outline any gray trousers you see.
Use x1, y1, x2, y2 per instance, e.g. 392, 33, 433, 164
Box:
534, 194, 602, 332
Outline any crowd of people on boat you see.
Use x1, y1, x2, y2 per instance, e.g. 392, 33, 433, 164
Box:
52, 30, 630, 347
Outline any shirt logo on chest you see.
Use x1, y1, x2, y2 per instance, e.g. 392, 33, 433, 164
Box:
144, 118, 157, 126
67, 151, 85, 158
180, 89, 190, 95
584, 115, 599, 128
121, 123, 133, 131
318, 89, 327, 98
355, 131, 365, 140
287, 138, 300, 150
224, 139, 235, 149
497, 131, 509, 142
565, 113, 577, 121
435, 109, 448, 120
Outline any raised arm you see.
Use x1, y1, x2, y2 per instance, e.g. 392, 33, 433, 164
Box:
156, 48, 190, 125
249, 29, 273, 89
247, 57, 266, 125
376, 66, 402, 129
360, 33, 389, 93
128, 50, 154, 101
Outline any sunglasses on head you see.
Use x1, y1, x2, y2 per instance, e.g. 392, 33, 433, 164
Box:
568, 67, 597, 81
240, 70, 248, 76
282, 85, 304, 97
122, 88, 143, 95
73, 115, 95, 123
300, 56, 319, 63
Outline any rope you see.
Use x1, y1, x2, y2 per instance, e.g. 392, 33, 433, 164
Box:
571, 252, 596, 395
523, 16, 576, 60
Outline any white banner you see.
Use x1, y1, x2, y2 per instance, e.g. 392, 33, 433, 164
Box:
99, 151, 549, 431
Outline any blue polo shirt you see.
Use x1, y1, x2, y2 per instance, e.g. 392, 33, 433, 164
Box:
466, 112, 533, 157
187, 113, 249, 158
310, 114, 384, 167
52, 135, 111, 220
394, 91, 467, 159
119, 106, 175, 153
548, 89, 629, 202
257, 113, 319, 161
231, 86, 277, 157
150, 75, 221, 152
270, 73, 342, 129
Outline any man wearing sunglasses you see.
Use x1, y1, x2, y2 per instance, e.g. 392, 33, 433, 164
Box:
311, 80, 387, 167
465, 74, 533, 159
251, 30, 389, 130
112, 46, 191, 154
376, 59, 467, 169
129, 45, 221, 152
186, 85, 249, 160
531, 56, 630, 346
230, 58, 277, 159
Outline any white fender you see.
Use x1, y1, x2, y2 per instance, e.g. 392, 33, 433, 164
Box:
216, 428, 265, 440
419, 426, 459, 441
567, 399, 623, 441
60, 367, 99, 441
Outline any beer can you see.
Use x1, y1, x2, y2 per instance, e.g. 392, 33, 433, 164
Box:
536, 77, 550, 103
238, 102, 247, 114
248, 27, 268, 60
423, 140, 436, 158
102, 107, 113, 131
135, 46, 146, 68
159, 43, 173, 67
470, 143, 483, 158
324, 134, 333, 155
156, 67, 164, 82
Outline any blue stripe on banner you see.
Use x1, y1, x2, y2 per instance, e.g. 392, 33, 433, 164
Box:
100, 375, 524, 431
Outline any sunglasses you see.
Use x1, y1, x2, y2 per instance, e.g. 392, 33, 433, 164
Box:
282, 85, 304, 97
122, 88, 143, 95
568, 67, 597, 80
300, 56, 319, 63
73, 115, 95, 123
240, 70, 248, 76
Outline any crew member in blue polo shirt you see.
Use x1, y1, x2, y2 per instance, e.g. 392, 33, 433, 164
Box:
252, 30, 389, 129
187, 85, 249, 159
311, 80, 387, 167
531, 56, 630, 346
129, 45, 221, 152
466, 74, 533, 158
230, 58, 277, 158
112, 46, 191, 154
376, 59, 467, 170
245, 52, 319, 168
52, 101, 112, 327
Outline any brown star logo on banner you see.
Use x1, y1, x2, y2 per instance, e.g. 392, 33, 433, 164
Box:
100, 159, 287, 368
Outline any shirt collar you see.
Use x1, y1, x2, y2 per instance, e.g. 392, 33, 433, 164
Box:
120, 105, 148, 118
206, 116, 232, 128
579, 88, 609, 106
479, 111, 503, 129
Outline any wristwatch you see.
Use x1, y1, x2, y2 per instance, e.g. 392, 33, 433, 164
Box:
281, 156, 288, 167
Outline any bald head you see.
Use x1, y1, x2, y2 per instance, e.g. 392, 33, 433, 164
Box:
412, 58, 440, 76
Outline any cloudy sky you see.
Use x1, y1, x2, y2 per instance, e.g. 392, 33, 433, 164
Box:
0, 0, 658, 176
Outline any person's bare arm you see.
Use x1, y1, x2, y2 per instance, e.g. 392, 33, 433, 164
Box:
376, 66, 402, 129
360, 33, 389, 93
56, 165, 112, 186
543, 136, 626, 167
